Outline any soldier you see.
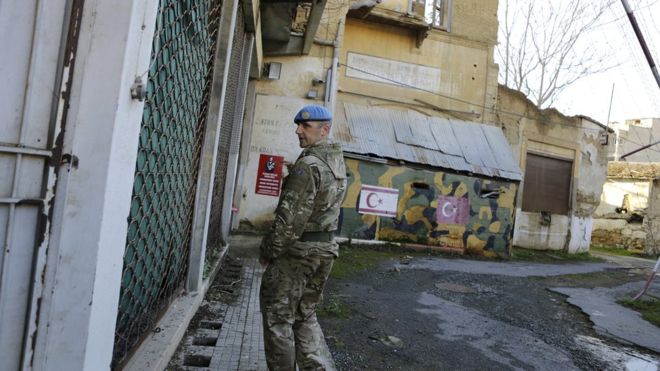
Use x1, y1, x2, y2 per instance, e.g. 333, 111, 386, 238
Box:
259, 105, 347, 371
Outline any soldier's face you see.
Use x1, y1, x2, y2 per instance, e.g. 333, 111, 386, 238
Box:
295, 121, 329, 148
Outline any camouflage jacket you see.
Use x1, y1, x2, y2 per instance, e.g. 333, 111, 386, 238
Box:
260, 139, 347, 260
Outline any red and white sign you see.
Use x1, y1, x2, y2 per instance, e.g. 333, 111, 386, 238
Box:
255, 154, 284, 197
436, 195, 470, 225
358, 185, 399, 217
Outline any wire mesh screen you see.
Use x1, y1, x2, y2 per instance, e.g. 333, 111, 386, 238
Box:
113, 0, 222, 366
206, 5, 245, 263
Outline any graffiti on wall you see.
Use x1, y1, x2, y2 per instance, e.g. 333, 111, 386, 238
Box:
339, 158, 518, 256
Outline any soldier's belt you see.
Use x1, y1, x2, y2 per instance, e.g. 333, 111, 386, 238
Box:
299, 231, 335, 242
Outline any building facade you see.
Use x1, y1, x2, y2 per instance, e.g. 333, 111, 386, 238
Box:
498, 86, 612, 253
593, 162, 660, 254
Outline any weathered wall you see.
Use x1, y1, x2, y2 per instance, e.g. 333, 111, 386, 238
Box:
375, 0, 498, 44
594, 179, 650, 216
498, 86, 611, 252
234, 0, 349, 228
644, 179, 660, 254
340, 158, 517, 256
235, 94, 311, 228
591, 218, 647, 250
339, 15, 499, 123
255, 0, 348, 101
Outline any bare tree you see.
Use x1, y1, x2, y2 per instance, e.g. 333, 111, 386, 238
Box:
496, 0, 617, 109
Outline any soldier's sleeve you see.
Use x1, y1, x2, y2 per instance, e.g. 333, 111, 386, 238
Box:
260, 160, 318, 260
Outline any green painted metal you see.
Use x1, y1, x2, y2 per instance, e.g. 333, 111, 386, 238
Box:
113, 0, 222, 366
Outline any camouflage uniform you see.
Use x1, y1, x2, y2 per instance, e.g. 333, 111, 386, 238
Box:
260, 138, 346, 371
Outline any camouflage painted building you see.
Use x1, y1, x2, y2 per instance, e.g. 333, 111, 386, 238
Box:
333, 103, 522, 257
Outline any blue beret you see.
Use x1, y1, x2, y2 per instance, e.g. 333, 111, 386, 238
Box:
294, 105, 332, 123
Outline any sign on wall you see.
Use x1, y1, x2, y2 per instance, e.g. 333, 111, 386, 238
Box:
358, 185, 399, 217
255, 154, 284, 196
346, 52, 442, 94
436, 195, 470, 225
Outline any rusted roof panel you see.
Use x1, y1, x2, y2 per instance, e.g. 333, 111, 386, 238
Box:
337, 102, 522, 181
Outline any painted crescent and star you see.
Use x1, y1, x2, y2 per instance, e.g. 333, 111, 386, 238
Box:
441, 201, 457, 217
366, 192, 384, 208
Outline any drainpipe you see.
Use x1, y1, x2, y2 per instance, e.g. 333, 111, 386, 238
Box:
329, 20, 343, 115
316, 20, 343, 113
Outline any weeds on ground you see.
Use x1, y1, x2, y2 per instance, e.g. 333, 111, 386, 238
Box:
511, 247, 602, 263
332, 243, 424, 279
318, 296, 351, 318
591, 244, 659, 260
619, 298, 660, 327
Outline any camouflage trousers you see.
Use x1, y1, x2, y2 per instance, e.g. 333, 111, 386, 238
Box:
260, 253, 334, 371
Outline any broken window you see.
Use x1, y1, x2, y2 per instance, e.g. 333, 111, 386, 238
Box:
522, 153, 572, 215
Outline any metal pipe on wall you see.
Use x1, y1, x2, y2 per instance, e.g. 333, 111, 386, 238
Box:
329, 20, 343, 116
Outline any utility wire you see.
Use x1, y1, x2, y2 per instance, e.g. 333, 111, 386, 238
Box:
340, 61, 660, 153
340, 62, 607, 133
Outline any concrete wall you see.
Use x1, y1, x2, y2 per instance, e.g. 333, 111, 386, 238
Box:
340, 158, 517, 257
32, 1, 161, 370
613, 118, 660, 162
498, 86, 611, 253
645, 179, 660, 255
591, 218, 647, 250
339, 18, 499, 123
376, 0, 498, 44
235, 94, 312, 228
594, 179, 650, 216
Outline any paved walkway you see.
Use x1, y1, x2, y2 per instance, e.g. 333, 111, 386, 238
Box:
169, 234, 336, 371
209, 254, 266, 370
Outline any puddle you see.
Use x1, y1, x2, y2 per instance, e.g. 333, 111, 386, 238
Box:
576, 335, 658, 371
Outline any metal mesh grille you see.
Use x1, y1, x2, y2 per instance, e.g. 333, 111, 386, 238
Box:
206, 5, 245, 261
113, 0, 222, 366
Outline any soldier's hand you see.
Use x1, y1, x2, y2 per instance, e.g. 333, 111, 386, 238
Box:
259, 256, 271, 267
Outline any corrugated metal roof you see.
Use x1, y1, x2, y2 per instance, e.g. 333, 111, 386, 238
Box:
333, 102, 522, 181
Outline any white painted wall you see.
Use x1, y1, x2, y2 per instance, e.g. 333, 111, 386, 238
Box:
567, 216, 593, 253
569, 127, 608, 252
595, 179, 650, 216
513, 210, 570, 251
236, 94, 315, 228
31, 1, 159, 370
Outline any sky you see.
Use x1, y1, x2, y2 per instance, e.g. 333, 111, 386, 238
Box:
499, 0, 660, 125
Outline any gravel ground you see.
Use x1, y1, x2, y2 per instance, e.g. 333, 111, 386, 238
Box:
318, 252, 659, 371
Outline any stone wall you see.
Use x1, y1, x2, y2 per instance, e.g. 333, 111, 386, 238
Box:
591, 217, 647, 250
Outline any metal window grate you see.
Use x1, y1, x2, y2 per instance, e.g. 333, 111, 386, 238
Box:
206, 4, 245, 264
113, 0, 222, 367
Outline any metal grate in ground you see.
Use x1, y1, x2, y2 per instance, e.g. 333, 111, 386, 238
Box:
168, 235, 336, 371
168, 252, 267, 370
